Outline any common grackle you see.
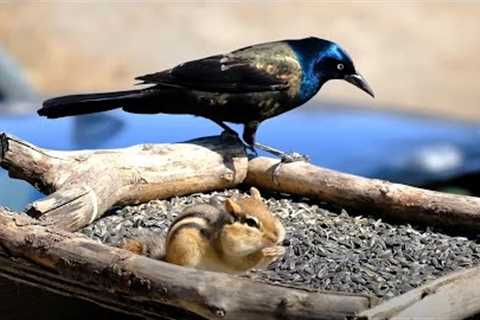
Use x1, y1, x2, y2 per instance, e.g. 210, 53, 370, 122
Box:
38, 37, 374, 161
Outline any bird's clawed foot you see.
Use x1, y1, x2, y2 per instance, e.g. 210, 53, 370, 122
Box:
253, 142, 310, 163
246, 144, 258, 157
280, 152, 310, 163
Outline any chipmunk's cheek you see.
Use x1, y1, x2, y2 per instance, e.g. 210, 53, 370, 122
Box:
220, 225, 250, 256
241, 231, 264, 254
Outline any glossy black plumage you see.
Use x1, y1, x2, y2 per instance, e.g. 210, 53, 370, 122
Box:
38, 37, 374, 158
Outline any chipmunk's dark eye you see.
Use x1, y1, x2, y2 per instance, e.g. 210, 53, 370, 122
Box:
244, 217, 259, 228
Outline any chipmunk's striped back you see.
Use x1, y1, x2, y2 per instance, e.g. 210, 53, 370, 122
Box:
166, 203, 234, 247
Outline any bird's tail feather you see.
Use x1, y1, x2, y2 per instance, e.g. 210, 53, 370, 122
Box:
38, 89, 147, 118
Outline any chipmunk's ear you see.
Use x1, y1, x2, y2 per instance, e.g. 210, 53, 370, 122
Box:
249, 187, 262, 200
225, 198, 242, 215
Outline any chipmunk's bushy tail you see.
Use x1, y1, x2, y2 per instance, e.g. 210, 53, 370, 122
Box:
119, 234, 165, 260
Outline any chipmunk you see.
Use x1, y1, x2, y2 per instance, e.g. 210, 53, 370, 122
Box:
121, 187, 285, 273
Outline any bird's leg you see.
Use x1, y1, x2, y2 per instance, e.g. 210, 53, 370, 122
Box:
209, 119, 241, 140
210, 119, 237, 135
243, 122, 309, 163
208, 118, 261, 157
209, 119, 258, 156
242, 122, 259, 157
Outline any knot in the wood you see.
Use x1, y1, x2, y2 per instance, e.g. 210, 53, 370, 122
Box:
141, 144, 154, 151
222, 171, 234, 182
111, 263, 153, 292
278, 296, 292, 309
24, 232, 61, 250
420, 287, 435, 299
211, 307, 226, 318
377, 181, 391, 197
73, 154, 90, 162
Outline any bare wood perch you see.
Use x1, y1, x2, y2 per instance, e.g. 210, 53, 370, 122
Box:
0, 207, 374, 320
0, 132, 248, 231
247, 157, 480, 231
4, 132, 480, 232
356, 265, 480, 320
4, 132, 480, 233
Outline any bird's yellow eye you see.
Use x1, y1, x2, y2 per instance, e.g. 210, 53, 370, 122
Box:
337, 63, 344, 71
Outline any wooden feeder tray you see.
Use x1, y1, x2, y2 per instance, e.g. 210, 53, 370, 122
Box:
1, 132, 480, 320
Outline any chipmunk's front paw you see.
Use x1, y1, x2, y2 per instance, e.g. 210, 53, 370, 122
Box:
255, 246, 286, 269
262, 246, 286, 258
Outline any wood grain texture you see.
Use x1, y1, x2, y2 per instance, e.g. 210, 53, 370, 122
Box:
356, 266, 480, 320
246, 157, 480, 231
0, 132, 248, 231
0, 207, 374, 320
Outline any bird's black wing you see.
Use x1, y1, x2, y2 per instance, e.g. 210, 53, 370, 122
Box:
135, 53, 291, 93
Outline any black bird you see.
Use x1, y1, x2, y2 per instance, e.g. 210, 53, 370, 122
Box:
38, 37, 374, 161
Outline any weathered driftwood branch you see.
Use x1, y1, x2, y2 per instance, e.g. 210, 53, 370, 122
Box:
4, 133, 480, 232
0, 207, 374, 320
247, 157, 480, 231
356, 266, 480, 320
0, 132, 248, 231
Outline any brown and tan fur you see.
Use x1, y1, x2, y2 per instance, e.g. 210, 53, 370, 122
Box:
121, 187, 285, 274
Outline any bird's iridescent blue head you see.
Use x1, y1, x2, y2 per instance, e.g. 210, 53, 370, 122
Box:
289, 37, 375, 98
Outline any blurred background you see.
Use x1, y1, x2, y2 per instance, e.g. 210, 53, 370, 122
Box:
1, 1, 480, 211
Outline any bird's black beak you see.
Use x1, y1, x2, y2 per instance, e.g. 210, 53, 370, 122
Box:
344, 74, 375, 98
